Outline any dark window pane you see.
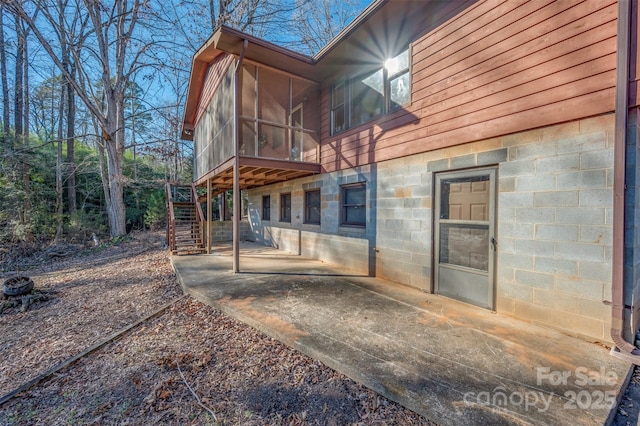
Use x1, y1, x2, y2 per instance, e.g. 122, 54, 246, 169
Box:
262, 195, 270, 221
280, 193, 291, 222
350, 69, 384, 127
344, 206, 365, 224
305, 190, 321, 224
345, 186, 366, 205
341, 184, 366, 227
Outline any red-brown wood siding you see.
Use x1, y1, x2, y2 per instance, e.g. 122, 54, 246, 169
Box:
195, 54, 234, 126
320, 0, 618, 173
630, 0, 640, 106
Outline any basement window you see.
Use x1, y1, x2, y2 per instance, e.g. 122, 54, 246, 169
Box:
262, 195, 270, 221
304, 190, 321, 225
280, 193, 291, 222
341, 183, 366, 227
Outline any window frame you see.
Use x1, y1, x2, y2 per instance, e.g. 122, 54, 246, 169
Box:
340, 183, 366, 228
280, 192, 291, 223
330, 46, 411, 135
262, 195, 271, 221
304, 189, 321, 225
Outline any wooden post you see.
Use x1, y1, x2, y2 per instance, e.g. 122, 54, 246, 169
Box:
206, 178, 212, 254
233, 39, 248, 273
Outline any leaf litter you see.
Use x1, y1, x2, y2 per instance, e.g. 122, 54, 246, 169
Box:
0, 231, 434, 425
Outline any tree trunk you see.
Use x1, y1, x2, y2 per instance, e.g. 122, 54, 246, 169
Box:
66, 64, 76, 214
22, 24, 31, 227
14, 18, 23, 143
54, 77, 65, 243
0, 6, 10, 143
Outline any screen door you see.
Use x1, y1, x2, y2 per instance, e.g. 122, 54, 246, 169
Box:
434, 168, 496, 309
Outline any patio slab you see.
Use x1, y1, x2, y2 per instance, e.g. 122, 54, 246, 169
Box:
171, 243, 631, 425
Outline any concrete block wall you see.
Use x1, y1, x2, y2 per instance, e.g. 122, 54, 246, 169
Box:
247, 173, 372, 275
496, 114, 614, 342
246, 113, 614, 343
209, 220, 252, 243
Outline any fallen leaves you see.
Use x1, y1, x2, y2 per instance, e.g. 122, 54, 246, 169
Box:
0, 231, 435, 425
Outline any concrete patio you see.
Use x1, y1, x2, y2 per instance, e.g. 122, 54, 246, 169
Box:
171, 242, 632, 425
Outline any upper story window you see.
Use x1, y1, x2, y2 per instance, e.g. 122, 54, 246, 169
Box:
331, 47, 411, 135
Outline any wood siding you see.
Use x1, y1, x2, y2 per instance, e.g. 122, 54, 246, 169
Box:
319, 0, 618, 173
195, 53, 235, 126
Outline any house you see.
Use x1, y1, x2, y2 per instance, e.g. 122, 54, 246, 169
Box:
180, 0, 640, 361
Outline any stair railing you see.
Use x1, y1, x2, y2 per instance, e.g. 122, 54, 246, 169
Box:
166, 182, 177, 252
191, 183, 206, 250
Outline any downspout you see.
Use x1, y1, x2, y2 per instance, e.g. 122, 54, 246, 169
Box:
611, 0, 640, 364
232, 39, 248, 273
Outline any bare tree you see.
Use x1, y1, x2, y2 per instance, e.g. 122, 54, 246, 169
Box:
291, 0, 363, 55
0, 6, 10, 144
7, 0, 155, 237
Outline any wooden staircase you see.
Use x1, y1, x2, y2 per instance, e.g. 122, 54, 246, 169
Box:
166, 183, 207, 255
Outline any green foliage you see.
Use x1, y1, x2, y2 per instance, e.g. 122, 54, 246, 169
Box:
144, 190, 167, 231
0, 127, 185, 247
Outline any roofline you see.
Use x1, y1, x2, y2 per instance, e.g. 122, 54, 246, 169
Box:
313, 0, 388, 61
218, 25, 315, 64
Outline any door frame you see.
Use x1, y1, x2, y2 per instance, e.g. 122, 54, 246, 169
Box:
433, 167, 497, 310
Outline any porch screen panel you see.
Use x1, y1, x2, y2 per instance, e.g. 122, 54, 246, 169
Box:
258, 69, 289, 125
193, 62, 235, 180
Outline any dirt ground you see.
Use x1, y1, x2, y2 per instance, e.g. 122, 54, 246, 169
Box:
0, 232, 433, 425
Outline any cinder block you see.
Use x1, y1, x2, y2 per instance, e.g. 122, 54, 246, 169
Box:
534, 257, 577, 276
499, 159, 536, 177
581, 149, 614, 170
427, 158, 449, 172
515, 140, 557, 160
579, 261, 613, 283
550, 310, 605, 340
557, 170, 607, 189
515, 239, 555, 256
555, 242, 604, 262
533, 191, 579, 207
500, 192, 534, 208
499, 222, 534, 239
450, 154, 476, 169
579, 225, 612, 245
498, 252, 534, 270
557, 131, 608, 154
555, 278, 604, 300
515, 270, 554, 289
535, 224, 578, 241
516, 175, 556, 192
499, 177, 516, 192
501, 282, 534, 301
516, 207, 555, 224
477, 148, 508, 165
579, 189, 612, 207
556, 207, 605, 225
536, 154, 580, 174
533, 289, 578, 313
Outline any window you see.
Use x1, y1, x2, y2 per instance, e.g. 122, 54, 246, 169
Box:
331, 47, 411, 135
341, 183, 366, 227
262, 195, 270, 221
280, 193, 291, 222
304, 190, 321, 225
